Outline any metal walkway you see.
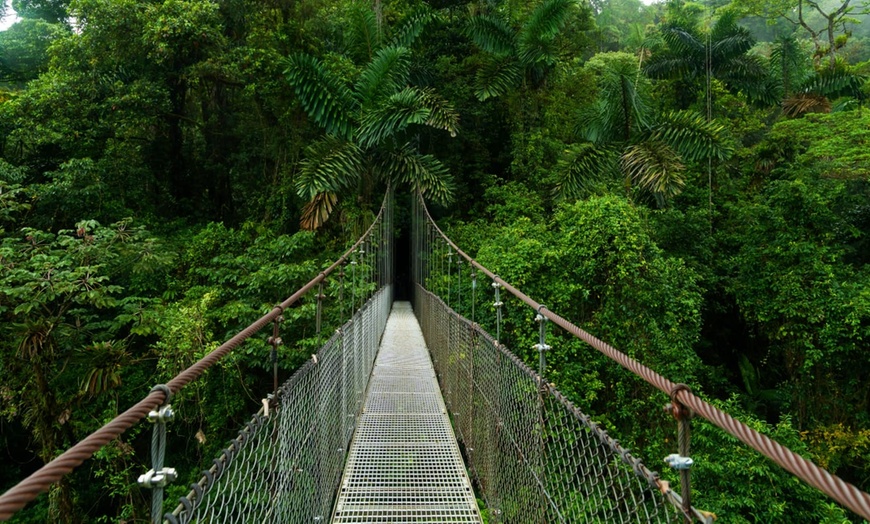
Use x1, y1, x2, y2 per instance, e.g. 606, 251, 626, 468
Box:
331, 302, 482, 523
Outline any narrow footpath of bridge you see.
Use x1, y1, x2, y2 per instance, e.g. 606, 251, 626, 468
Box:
331, 302, 482, 523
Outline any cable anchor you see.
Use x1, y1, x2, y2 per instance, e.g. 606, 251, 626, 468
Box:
139, 384, 175, 524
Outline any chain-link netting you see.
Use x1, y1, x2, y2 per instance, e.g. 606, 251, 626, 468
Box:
167, 286, 391, 524
414, 289, 683, 523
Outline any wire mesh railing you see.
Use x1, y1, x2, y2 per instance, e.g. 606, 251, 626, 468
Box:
415, 288, 682, 523
0, 188, 393, 523
412, 191, 870, 522
167, 285, 392, 523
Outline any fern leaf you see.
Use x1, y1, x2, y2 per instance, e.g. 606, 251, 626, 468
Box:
285, 53, 356, 139
415, 87, 460, 137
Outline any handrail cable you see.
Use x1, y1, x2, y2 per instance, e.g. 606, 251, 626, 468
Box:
0, 189, 392, 522
417, 192, 870, 520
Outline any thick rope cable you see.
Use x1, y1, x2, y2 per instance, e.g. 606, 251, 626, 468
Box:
417, 192, 870, 520
0, 190, 391, 522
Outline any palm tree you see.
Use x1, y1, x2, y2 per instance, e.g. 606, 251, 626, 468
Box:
556, 53, 732, 202
643, 11, 767, 108
285, 10, 459, 229
466, 0, 578, 100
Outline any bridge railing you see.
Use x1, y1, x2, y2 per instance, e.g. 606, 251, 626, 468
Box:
167, 285, 391, 523
0, 189, 393, 523
412, 192, 870, 522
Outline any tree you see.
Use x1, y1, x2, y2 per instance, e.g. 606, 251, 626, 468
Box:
644, 10, 768, 108
731, 0, 870, 68
556, 52, 733, 201
285, 9, 459, 229
466, 0, 579, 100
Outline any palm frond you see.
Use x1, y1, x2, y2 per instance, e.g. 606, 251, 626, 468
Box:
659, 26, 704, 56
716, 54, 768, 92
517, 31, 559, 67
555, 142, 615, 199
357, 88, 432, 148
474, 55, 522, 100
643, 53, 695, 79
387, 8, 435, 49
285, 53, 355, 139
378, 143, 453, 204
415, 87, 460, 137
621, 140, 685, 198
467, 14, 515, 55
520, 0, 574, 43
300, 192, 339, 231
354, 46, 411, 108
783, 92, 831, 117
711, 30, 756, 61
296, 136, 365, 200
799, 69, 866, 99
347, 7, 380, 61
651, 111, 734, 162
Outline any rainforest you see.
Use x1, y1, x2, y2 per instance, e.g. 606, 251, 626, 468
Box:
1, 0, 869, 521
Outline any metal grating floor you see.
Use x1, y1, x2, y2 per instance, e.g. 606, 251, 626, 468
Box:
332, 302, 482, 523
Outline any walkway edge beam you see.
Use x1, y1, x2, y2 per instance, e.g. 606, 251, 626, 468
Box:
0, 190, 392, 522
418, 192, 870, 520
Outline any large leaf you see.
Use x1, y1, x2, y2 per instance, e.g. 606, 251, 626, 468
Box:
354, 46, 411, 108
621, 140, 685, 197
300, 192, 339, 231
296, 136, 365, 200
347, 7, 380, 61
415, 87, 460, 137
285, 53, 356, 139
357, 87, 432, 149
377, 143, 453, 204
387, 8, 434, 49
555, 142, 616, 199
643, 53, 696, 80
651, 111, 734, 162
520, 0, 574, 44
467, 15, 515, 56
474, 55, 522, 100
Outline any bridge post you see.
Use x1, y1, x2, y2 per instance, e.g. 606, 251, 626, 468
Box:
666, 384, 695, 523
137, 384, 176, 524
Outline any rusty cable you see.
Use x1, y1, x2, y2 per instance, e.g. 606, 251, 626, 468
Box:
0, 190, 391, 521
417, 192, 870, 520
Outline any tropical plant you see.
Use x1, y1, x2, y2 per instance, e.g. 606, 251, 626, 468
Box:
556, 53, 733, 201
285, 10, 459, 229
643, 11, 768, 108
466, 0, 578, 100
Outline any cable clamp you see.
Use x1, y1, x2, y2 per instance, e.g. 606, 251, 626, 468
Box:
148, 405, 174, 424
664, 453, 693, 470
138, 467, 177, 488
533, 343, 551, 352
493, 301, 503, 308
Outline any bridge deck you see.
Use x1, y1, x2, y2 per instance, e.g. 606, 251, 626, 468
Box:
331, 302, 482, 523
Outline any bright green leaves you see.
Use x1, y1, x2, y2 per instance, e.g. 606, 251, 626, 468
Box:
357, 88, 431, 148
285, 53, 355, 140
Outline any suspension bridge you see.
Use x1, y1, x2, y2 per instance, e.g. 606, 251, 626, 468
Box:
2, 189, 870, 523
